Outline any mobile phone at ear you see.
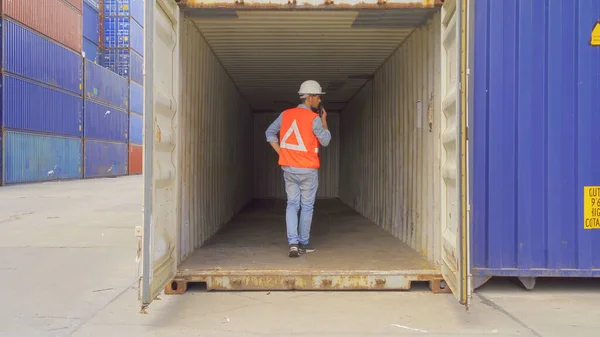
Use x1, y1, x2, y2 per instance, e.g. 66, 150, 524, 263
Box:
318, 103, 324, 116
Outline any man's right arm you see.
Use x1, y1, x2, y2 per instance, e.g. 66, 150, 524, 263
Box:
313, 115, 331, 147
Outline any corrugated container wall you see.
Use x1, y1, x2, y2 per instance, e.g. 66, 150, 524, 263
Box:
339, 13, 442, 264
1, 18, 83, 95
129, 81, 143, 114
470, 0, 600, 285
253, 113, 339, 199
0, 0, 82, 52
83, 38, 101, 64
129, 112, 142, 145
84, 60, 129, 109
83, 2, 100, 44
1, 75, 83, 137
103, 0, 144, 27
2, 131, 83, 184
128, 144, 142, 174
103, 16, 144, 56
103, 48, 143, 84
84, 0, 100, 11
84, 140, 128, 178
64, 0, 84, 12
83, 99, 129, 142
178, 20, 254, 260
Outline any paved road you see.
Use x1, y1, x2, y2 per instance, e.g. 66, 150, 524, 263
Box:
0, 176, 597, 337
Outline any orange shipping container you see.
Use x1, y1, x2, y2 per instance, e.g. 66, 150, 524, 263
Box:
1, 0, 82, 52
129, 144, 142, 175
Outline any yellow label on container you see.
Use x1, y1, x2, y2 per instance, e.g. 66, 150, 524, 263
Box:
584, 186, 600, 229
591, 21, 600, 46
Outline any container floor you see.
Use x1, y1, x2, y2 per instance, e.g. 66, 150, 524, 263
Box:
175, 199, 442, 291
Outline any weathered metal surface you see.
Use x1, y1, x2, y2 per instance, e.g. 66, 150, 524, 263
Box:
1, 0, 83, 52
187, 6, 439, 113
2, 131, 83, 185
180, 0, 442, 10
169, 272, 446, 291
253, 113, 339, 199
174, 199, 442, 291
128, 144, 142, 174
339, 12, 442, 264
178, 18, 254, 262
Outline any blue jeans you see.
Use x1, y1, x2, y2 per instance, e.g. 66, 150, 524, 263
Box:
283, 170, 319, 245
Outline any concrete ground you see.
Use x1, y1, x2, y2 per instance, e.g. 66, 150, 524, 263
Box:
0, 176, 598, 337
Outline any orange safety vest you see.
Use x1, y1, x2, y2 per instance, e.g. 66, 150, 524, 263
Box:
278, 107, 320, 169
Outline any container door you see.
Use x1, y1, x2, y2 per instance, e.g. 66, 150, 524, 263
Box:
440, 0, 470, 307
140, 0, 181, 311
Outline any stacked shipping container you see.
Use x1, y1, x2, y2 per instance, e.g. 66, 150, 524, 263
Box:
0, 0, 84, 185
83, 0, 102, 64
102, 0, 144, 174
83, 60, 129, 178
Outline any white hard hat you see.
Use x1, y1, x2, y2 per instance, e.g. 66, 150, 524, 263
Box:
298, 80, 326, 97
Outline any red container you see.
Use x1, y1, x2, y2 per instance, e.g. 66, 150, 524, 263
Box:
63, 0, 83, 12
128, 144, 143, 175
1, 0, 82, 52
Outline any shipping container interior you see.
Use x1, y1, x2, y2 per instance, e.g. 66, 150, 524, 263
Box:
156, 1, 460, 291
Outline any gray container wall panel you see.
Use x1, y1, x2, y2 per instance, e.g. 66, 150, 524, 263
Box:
129, 81, 143, 114
83, 2, 100, 44
1, 18, 83, 95
129, 112, 142, 145
253, 113, 340, 199
471, 0, 600, 279
1, 75, 83, 137
2, 131, 83, 184
83, 99, 129, 142
83, 140, 128, 177
339, 13, 441, 264
178, 19, 254, 261
84, 60, 129, 109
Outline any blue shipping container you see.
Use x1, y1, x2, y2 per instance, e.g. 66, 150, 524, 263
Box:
84, 60, 129, 109
129, 81, 143, 114
84, 99, 129, 142
83, 38, 101, 64
84, 0, 100, 10
103, 49, 143, 84
131, 0, 144, 28
129, 112, 143, 145
84, 140, 128, 178
130, 49, 143, 85
1, 75, 83, 137
1, 18, 83, 95
103, 0, 144, 27
2, 131, 83, 184
470, 0, 600, 288
103, 16, 144, 56
83, 2, 100, 44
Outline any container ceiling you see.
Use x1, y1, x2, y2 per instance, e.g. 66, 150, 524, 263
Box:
185, 3, 439, 112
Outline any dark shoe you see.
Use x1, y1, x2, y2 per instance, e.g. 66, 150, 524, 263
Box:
299, 244, 316, 254
289, 244, 299, 257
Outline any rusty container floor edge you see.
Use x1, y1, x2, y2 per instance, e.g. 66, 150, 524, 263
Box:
169, 199, 446, 294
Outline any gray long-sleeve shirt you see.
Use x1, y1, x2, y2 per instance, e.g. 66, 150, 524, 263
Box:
265, 104, 332, 174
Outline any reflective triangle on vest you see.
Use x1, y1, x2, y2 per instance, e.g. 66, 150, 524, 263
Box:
280, 120, 307, 152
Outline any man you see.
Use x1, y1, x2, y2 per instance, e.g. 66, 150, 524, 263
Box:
265, 80, 332, 257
